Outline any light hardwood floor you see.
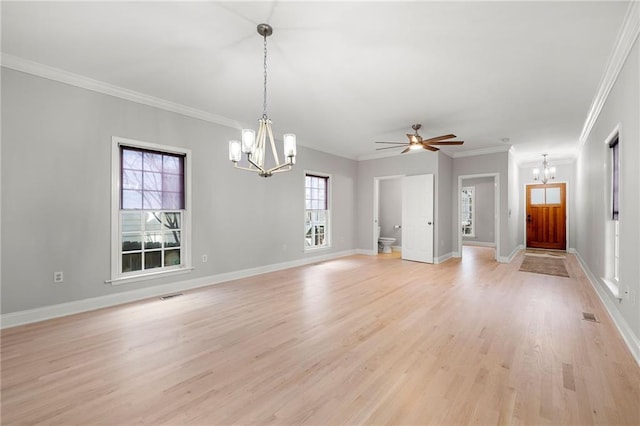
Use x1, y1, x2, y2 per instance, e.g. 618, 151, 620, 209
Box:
1, 247, 639, 425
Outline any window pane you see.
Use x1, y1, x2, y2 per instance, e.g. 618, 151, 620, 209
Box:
145, 212, 162, 231
143, 152, 163, 172
165, 231, 181, 247
143, 191, 162, 209
165, 249, 181, 266
122, 170, 142, 190
162, 192, 183, 210
164, 212, 181, 229
143, 171, 162, 191
122, 253, 142, 272
163, 156, 183, 174
122, 212, 142, 232
531, 188, 545, 205
144, 251, 162, 269
145, 232, 163, 249
163, 174, 182, 192
122, 234, 142, 251
546, 187, 561, 204
122, 190, 142, 209
122, 150, 142, 170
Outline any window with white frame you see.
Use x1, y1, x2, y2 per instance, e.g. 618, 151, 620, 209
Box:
305, 174, 330, 249
111, 138, 191, 283
461, 186, 475, 237
610, 135, 620, 282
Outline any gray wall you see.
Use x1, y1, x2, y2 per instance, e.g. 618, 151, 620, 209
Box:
1, 69, 358, 314
378, 178, 402, 246
574, 38, 639, 341
461, 176, 495, 244
437, 153, 453, 256
452, 152, 511, 259
356, 152, 452, 260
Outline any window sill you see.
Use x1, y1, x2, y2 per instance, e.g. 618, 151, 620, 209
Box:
106, 266, 194, 286
600, 277, 621, 300
304, 245, 331, 253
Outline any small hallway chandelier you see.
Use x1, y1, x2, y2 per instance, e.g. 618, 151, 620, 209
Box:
228, 23, 296, 178
533, 154, 556, 184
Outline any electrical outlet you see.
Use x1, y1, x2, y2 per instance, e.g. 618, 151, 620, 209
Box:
202, 255, 208, 263
53, 271, 64, 283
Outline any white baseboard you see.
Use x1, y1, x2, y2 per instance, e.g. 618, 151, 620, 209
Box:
392, 245, 402, 252
356, 248, 377, 256
435, 252, 453, 264
498, 244, 523, 263
1, 249, 357, 329
462, 241, 496, 247
572, 250, 640, 366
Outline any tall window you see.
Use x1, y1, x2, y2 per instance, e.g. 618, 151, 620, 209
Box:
305, 174, 330, 249
610, 136, 619, 282
111, 138, 191, 283
461, 186, 475, 237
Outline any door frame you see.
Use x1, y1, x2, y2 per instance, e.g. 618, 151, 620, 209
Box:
372, 175, 405, 253
523, 181, 569, 250
456, 173, 500, 260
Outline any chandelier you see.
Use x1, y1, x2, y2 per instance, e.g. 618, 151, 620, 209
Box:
533, 154, 556, 184
228, 24, 296, 178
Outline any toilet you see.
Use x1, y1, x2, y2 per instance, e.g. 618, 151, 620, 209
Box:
377, 226, 397, 254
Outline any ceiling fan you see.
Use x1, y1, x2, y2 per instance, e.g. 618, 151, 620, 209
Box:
375, 124, 464, 153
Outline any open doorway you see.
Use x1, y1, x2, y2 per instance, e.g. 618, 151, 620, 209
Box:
373, 175, 404, 255
457, 173, 500, 261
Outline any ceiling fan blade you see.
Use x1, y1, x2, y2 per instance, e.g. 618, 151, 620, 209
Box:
401, 147, 412, 154
376, 146, 406, 150
421, 144, 439, 152
427, 141, 464, 145
422, 134, 457, 143
375, 141, 408, 144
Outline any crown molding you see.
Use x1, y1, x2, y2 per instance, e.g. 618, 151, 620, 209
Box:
451, 145, 511, 159
0, 53, 241, 130
518, 157, 576, 169
578, 1, 639, 149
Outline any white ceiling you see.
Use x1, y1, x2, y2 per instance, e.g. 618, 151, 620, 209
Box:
1, 1, 630, 162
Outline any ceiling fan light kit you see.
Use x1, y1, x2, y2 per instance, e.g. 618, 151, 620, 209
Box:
375, 123, 464, 154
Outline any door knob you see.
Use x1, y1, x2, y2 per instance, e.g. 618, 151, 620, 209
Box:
527, 214, 532, 223
427, 221, 432, 225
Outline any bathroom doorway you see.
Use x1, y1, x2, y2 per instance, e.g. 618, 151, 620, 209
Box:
373, 175, 404, 255
456, 173, 499, 261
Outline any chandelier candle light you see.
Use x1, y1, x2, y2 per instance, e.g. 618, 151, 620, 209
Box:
229, 24, 296, 178
532, 154, 556, 184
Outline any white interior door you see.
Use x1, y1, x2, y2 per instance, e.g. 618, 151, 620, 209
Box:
402, 174, 434, 263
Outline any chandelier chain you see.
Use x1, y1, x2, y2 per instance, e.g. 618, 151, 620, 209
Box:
262, 33, 268, 118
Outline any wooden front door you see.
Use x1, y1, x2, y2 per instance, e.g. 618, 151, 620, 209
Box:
526, 183, 566, 250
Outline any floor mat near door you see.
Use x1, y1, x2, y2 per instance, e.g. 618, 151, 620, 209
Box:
524, 249, 566, 258
519, 255, 570, 277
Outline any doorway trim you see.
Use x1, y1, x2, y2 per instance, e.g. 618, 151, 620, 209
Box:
456, 173, 500, 261
373, 175, 404, 253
